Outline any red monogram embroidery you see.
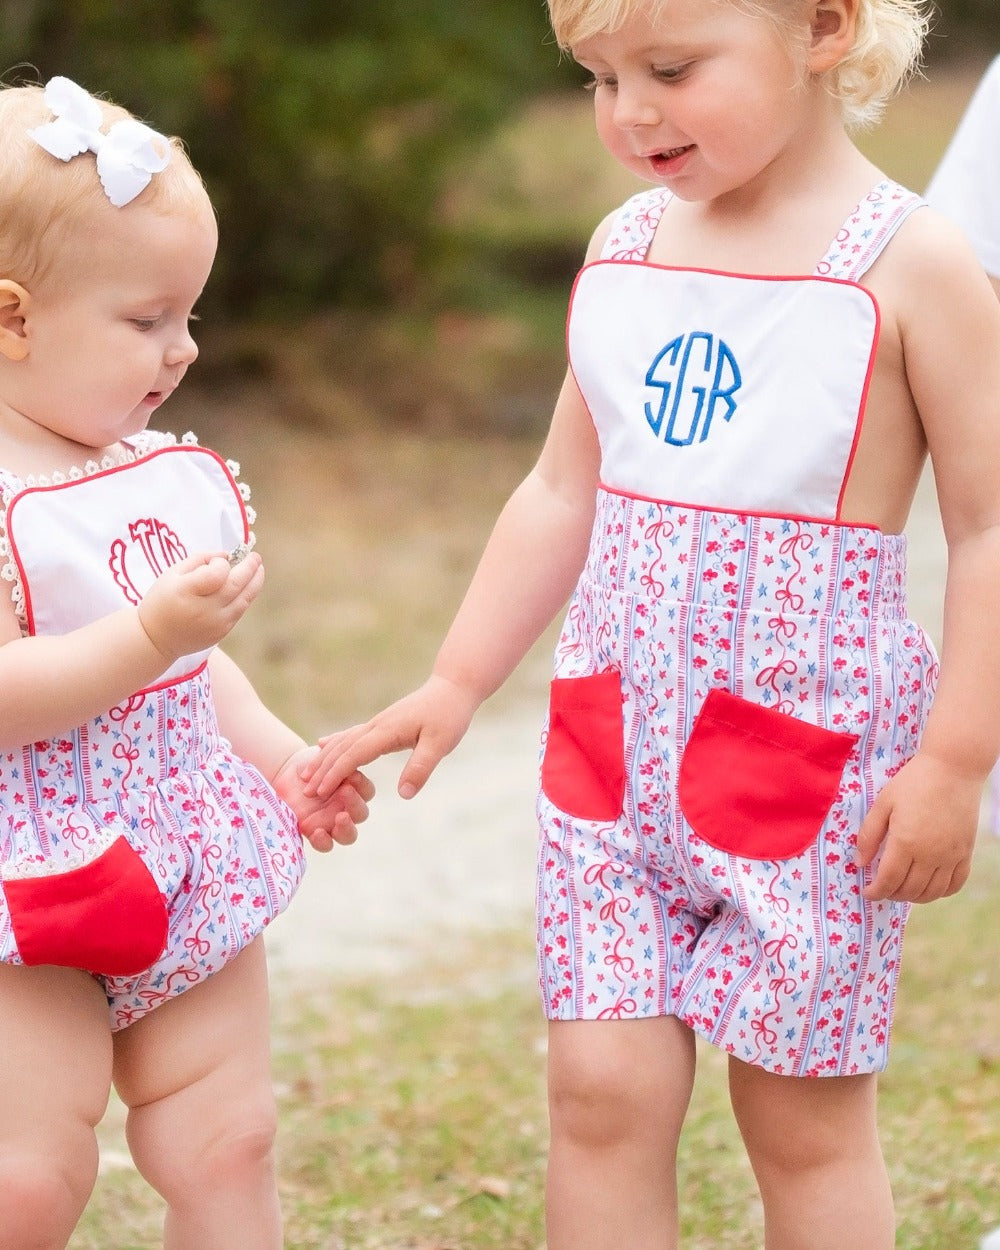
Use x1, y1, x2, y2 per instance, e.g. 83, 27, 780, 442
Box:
109, 518, 187, 604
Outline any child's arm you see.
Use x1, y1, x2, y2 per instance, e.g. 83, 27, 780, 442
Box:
857, 212, 1000, 903
0, 550, 263, 750
302, 365, 603, 800
207, 649, 374, 852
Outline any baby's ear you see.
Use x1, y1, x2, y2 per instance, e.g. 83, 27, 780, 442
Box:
808, 0, 858, 74
0, 281, 31, 361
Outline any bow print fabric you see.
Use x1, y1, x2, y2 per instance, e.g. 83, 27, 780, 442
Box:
28, 76, 171, 207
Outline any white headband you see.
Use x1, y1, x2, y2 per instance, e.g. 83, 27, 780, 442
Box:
27, 76, 171, 208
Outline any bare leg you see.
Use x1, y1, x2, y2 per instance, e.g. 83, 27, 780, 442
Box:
546, 1016, 697, 1250
112, 939, 282, 1250
729, 1059, 893, 1250
0, 964, 112, 1249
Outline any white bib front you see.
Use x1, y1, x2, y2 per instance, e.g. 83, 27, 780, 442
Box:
6, 443, 248, 689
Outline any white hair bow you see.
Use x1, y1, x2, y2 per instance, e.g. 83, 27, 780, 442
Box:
28, 76, 171, 208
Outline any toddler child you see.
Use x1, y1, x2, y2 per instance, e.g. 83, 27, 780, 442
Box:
305, 2, 1000, 1247
0, 75, 371, 1250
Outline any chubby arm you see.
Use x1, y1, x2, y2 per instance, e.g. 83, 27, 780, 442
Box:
208, 648, 374, 851
303, 366, 603, 799
857, 213, 1000, 902
0, 550, 263, 751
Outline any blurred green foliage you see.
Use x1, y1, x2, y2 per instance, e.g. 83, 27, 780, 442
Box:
1, 0, 573, 317
0, 1, 995, 320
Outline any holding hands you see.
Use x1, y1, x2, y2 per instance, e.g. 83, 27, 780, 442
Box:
273, 745, 376, 853
301, 674, 480, 802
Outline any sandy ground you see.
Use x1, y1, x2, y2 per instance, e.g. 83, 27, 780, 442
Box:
263, 467, 951, 988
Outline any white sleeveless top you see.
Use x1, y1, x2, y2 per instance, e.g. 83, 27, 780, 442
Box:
568, 180, 923, 521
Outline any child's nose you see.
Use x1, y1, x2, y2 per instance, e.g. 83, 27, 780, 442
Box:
613, 86, 659, 130
165, 328, 198, 368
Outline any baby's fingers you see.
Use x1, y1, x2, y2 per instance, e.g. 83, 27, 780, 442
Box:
221, 550, 265, 607
346, 769, 376, 804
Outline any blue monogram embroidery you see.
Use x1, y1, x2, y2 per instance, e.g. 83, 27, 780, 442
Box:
644, 332, 742, 446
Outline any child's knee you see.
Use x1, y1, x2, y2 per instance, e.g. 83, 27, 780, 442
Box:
549, 1054, 675, 1153
0, 1143, 97, 1242
548, 1019, 696, 1152
130, 1092, 278, 1200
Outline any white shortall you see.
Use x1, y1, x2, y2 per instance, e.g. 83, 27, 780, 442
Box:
0, 431, 305, 1029
536, 181, 939, 1077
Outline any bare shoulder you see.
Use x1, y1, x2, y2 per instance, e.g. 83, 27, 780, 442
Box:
876, 204, 996, 307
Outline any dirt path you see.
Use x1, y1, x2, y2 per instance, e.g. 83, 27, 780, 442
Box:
264, 709, 542, 985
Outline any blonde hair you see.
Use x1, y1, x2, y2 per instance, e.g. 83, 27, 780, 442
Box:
0, 79, 212, 287
546, 0, 931, 128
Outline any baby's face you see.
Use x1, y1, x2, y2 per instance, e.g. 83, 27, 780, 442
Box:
10, 196, 217, 454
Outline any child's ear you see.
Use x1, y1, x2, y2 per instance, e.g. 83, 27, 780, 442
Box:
0, 280, 31, 362
808, 0, 859, 74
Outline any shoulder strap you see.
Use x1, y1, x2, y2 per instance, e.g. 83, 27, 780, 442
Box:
814, 179, 925, 281
600, 187, 673, 260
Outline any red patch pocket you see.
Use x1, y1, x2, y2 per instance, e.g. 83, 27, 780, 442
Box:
541, 670, 626, 822
3, 835, 168, 976
678, 688, 858, 860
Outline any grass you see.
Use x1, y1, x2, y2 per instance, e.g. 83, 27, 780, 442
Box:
71, 64, 1000, 1249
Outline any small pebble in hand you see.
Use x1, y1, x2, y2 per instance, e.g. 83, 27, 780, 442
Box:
228, 542, 250, 567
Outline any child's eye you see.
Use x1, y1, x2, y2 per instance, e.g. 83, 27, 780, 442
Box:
130, 317, 159, 331
654, 63, 691, 83
583, 74, 617, 92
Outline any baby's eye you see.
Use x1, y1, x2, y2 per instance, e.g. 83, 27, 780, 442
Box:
130, 317, 159, 331
583, 74, 617, 92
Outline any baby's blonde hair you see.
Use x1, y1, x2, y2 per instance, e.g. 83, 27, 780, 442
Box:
0, 79, 212, 287
547, 0, 931, 128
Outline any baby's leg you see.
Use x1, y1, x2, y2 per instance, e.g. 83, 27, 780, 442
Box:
729, 1059, 893, 1250
0, 964, 113, 1249
546, 1015, 697, 1250
112, 938, 281, 1250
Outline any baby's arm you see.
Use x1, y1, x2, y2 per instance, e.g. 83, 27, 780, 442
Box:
857, 212, 1000, 903
207, 649, 374, 852
302, 365, 603, 800
0, 550, 263, 750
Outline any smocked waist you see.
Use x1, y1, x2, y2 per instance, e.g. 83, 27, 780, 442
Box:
583, 487, 910, 621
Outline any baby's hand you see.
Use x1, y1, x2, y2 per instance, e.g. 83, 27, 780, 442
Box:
138, 550, 265, 664
273, 745, 375, 852
856, 750, 980, 903
300, 675, 478, 801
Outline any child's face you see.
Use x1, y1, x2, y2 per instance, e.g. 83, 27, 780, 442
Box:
572, 0, 818, 202
11, 197, 217, 451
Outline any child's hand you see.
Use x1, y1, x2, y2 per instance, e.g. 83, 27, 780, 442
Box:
855, 751, 980, 903
273, 745, 375, 852
137, 550, 265, 663
301, 675, 479, 801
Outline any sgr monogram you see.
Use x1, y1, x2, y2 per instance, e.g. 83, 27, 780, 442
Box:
644, 332, 742, 446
